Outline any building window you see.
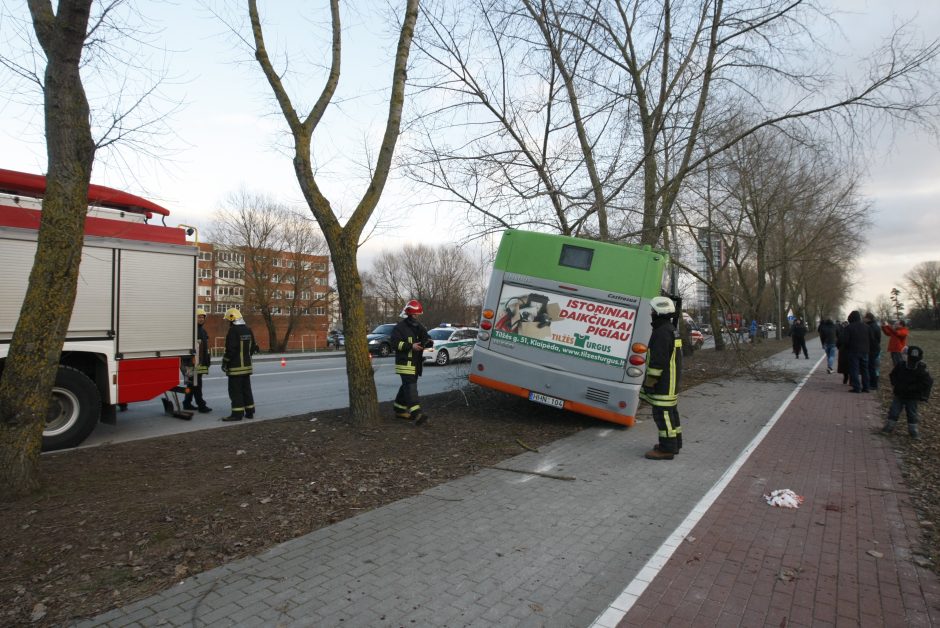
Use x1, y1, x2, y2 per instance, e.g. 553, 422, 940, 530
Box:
218, 251, 245, 264
271, 274, 279, 283
273, 258, 282, 267
199, 268, 213, 280
199, 251, 213, 261
315, 277, 327, 285
217, 269, 244, 280
285, 291, 294, 300
270, 306, 282, 315
199, 287, 212, 298
314, 307, 325, 316
301, 291, 311, 300
216, 286, 244, 297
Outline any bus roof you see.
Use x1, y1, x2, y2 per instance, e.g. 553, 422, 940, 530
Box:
493, 229, 669, 296
0, 168, 171, 218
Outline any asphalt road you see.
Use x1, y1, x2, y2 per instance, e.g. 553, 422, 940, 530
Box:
75, 354, 472, 450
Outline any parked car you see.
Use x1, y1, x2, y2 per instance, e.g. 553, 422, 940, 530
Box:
423, 326, 478, 365
699, 323, 712, 335
327, 329, 344, 349
367, 323, 397, 357
762, 323, 777, 333
689, 328, 704, 349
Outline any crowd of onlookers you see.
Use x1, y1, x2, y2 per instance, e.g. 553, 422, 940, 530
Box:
800, 313, 932, 440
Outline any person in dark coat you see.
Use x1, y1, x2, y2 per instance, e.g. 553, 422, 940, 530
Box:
641, 296, 683, 460
864, 312, 882, 389
221, 308, 259, 421
183, 307, 212, 413
817, 318, 838, 374
879, 346, 933, 439
392, 299, 432, 425
790, 317, 808, 359
836, 321, 850, 384
844, 310, 871, 393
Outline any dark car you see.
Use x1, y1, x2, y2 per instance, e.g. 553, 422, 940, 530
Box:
367, 323, 397, 357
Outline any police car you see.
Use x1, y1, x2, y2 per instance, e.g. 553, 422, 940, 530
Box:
423, 326, 478, 365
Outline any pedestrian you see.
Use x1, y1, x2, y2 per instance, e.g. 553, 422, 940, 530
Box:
641, 296, 683, 460
749, 319, 758, 344
392, 299, 432, 425
836, 321, 850, 384
864, 312, 882, 389
882, 319, 909, 366
183, 307, 213, 413
844, 310, 871, 393
221, 308, 258, 422
879, 346, 933, 439
790, 317, 808, 359
817, 318, 838, 374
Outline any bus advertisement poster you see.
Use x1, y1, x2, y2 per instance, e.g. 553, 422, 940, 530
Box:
492, 284, 637, 367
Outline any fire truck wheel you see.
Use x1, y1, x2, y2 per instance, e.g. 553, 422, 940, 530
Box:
43, 366, 101, 451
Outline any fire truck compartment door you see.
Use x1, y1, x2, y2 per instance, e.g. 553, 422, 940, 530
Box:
0, 240, 113, 339
118, 249, 194, 356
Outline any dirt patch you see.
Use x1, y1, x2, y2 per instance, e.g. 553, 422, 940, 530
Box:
1, 339, 809, 626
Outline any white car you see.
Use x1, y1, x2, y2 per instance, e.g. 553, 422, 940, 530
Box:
423, 327, 478, 365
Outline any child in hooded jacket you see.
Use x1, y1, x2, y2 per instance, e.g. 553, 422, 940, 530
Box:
880, 345, 933, 439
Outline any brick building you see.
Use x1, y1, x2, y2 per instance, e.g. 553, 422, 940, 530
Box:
194, 242, 331, 354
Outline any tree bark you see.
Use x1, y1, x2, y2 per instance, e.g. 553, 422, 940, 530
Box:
0, 0, 96, 500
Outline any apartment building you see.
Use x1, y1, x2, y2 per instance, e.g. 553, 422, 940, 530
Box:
194, 242, 331, 353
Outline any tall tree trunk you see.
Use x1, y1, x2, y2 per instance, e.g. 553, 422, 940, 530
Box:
0, 0, 96, 500
332, 242, 380, 424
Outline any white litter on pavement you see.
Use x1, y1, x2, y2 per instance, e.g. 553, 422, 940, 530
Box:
764, 488, 804, 508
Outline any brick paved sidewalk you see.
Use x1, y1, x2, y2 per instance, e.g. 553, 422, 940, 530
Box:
611, 363, 940, 627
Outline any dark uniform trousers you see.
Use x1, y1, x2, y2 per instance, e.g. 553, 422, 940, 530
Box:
228, 374, 254, 417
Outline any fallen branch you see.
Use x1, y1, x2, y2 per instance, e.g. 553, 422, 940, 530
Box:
486, 466, 575, 481
865, 485, 914, 495
515, 439, 539, 453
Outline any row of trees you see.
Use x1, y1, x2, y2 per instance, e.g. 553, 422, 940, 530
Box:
2, 1, 939, 497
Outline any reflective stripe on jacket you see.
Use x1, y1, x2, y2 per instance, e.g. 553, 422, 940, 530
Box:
639, 318, 682, 407
391, 317, 429, 376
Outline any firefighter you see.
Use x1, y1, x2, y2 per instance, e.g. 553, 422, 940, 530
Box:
183, 307, 212, 413
640, 296, 684, 460
391, 299, 432, 425
221, 308, 259, 422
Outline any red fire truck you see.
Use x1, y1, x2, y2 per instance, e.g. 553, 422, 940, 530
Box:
0, 168, 197, 450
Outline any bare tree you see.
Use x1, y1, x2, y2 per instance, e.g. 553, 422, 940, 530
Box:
409, 0, 940, 254
0, 2, 185, 498
246, 0, 420, 425
0, 0, 98, 499
210, 190, 328, 352
904, 261, 940, 328
363, 244, 483, 326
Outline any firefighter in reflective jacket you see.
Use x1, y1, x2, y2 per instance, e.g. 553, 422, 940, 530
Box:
221, 308, 259, 422
391, 299, 432, 425
640, 296, 683, 460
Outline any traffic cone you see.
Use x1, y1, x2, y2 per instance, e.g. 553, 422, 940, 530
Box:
280, 357, 286, 367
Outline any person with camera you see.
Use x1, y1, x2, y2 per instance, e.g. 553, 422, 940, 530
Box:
391, 299, 432, 425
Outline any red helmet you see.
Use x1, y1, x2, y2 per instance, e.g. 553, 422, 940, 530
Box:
404, 299, 423, 316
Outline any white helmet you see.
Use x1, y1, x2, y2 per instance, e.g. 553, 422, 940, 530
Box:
650, 296, 675, 316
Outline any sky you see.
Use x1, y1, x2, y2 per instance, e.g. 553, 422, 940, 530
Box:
0, 1, 938, 313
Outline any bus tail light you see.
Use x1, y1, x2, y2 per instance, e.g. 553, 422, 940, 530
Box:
478, 331, 490, 341
480, 320, 492, 330
628, 354, 646, 365
482, 309, 495, 319
626, 367, 643, 377
618, 401, 627, 409
631, 343, 648, 353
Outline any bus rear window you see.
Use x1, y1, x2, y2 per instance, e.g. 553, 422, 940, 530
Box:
559, 244, 593, 270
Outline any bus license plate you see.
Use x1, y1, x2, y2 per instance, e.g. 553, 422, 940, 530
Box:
529, 391, 565, 409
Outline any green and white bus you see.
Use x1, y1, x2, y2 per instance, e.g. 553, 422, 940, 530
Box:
470, 230, 669, 426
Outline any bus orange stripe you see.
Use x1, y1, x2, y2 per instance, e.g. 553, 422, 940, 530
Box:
469, 373, 635, 427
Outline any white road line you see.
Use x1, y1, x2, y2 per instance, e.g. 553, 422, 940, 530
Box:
589, 354, 823, 628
